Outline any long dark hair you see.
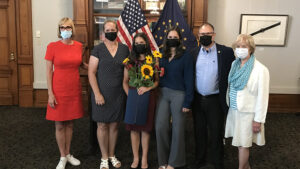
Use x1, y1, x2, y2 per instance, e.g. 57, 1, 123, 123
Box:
129, 33, 152, 65
162, 26, 185, 58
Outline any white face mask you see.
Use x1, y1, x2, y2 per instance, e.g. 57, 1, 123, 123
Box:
235, 48, 249, 60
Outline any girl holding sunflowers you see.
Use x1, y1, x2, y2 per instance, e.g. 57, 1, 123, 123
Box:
122, 33, 161, 169
155, 26, 194, 169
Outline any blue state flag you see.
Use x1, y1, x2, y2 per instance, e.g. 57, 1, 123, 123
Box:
152, 0, 197, 51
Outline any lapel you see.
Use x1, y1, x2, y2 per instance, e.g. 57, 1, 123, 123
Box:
216, 43, 222, 78
194, 46, 201, 63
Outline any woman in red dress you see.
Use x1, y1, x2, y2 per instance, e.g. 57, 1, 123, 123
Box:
45, 17, 86, 169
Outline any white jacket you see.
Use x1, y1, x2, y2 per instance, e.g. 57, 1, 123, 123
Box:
227, 59, 270, 123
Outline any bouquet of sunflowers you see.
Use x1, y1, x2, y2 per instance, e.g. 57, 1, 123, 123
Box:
123, 50, 164, 88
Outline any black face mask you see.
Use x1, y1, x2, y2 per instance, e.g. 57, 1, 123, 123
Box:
134, 44, 146, 54
199, 35, 212, 46
166, 39, 180, 47
105, 32, 117, 41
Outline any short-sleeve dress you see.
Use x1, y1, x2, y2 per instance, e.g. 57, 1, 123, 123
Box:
91, 42, 129, 123
45, 40, 84, 121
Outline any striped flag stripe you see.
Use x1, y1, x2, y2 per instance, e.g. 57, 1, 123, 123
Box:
117, 18, 133, 44
117, 20, 132, 49
143, 26, 159, 51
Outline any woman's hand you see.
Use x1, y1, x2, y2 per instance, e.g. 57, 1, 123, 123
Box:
48, 94, 58, 109
82, 62, 88, 69
137, 87, 151, 95
182, 107, 190, 113
252, 121, 261, 133
95, 94, 105, 106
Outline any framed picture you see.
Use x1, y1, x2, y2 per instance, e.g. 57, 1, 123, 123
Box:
240, 14, 289, 46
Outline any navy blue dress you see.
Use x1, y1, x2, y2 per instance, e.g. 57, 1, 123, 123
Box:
124, 59, 157, 132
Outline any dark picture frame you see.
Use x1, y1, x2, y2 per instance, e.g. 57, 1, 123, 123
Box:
239, 14, 289, 46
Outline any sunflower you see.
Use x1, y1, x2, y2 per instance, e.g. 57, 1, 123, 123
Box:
145, 55, 153, 64
123, 57, 130, 64
141, 64, 154, 79
153, 50, 162, 58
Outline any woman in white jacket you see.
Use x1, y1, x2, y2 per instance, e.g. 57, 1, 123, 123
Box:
225, 34, 269, 169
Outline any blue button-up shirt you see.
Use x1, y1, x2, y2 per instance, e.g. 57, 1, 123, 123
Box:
196, 44, 219, 96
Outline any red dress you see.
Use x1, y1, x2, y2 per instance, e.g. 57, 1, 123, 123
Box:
45, 40, 84, 121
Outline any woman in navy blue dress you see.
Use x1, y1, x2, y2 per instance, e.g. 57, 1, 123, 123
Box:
123, 33, 159, 169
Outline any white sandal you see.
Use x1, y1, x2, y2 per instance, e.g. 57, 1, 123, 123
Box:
100, 158, 109, 169
108, 156, 121, 168
158, 165, 167, 169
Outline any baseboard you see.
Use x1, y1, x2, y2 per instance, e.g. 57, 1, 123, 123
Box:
268, 94, 300, 113
33, 90, 299, 113
33, 89, 89, 113
33, 89, 48, 107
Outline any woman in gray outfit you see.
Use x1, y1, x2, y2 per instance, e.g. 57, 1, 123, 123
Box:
155, 26, 194, 169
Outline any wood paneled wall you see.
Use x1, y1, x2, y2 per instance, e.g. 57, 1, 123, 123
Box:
72, 0, 90, 113
73, 0, 90, 60
16, 0, 33, 107
0, 0, 17, 105
191, 0, 207, 36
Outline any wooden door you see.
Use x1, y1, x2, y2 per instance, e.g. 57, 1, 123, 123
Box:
0, 0, 18, 105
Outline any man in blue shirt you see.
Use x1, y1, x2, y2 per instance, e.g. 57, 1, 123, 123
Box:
189, 23, 235, 169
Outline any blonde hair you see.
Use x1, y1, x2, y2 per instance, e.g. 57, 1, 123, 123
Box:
232, 34, 256, 54
57, 17, 75, 38
103, 20, 118, 32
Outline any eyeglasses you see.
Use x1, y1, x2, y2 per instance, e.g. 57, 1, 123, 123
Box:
59, 26, 72, 30
199, 32, 214, 36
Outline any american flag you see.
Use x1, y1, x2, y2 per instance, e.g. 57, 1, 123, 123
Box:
116, 0, 159, 51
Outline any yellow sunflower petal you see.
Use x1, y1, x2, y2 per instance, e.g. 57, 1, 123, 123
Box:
123, 58, 129, 64
141, 64, 154, 78
153, 50, 162, 58
145, 55, 153, 64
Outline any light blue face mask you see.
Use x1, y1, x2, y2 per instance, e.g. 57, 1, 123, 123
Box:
61, 30, 72, 39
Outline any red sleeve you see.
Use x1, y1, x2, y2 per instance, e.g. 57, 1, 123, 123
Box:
45, 42, 54, 61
